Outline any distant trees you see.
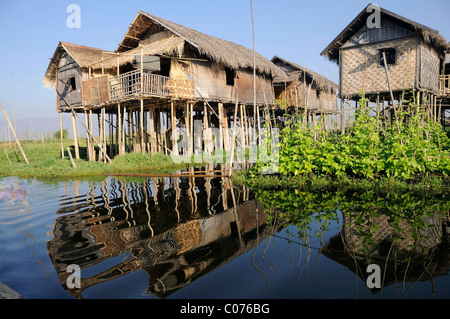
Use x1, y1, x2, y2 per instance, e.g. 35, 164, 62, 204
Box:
54, 129, 68, 140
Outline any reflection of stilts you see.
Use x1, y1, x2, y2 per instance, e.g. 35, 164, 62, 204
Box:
142, 179, 154, 238
174, 177, 181, 223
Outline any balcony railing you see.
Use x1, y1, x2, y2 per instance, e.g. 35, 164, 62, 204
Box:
110, 70, 170, 101
440, 74, 450, 96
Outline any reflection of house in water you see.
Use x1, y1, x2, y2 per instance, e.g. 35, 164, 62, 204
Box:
47, 174, 275, 298
322, 211, 450, 294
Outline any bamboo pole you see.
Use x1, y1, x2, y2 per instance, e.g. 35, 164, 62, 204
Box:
229, 94, 239, 175
171, 101, 178, 156
117, 104, 122, 155
190, 103, 194, 155
90, 110, 95, 160
70, 111, 80, 159
122, 105, 127, 154
84, 111, 92, 161
67, 147, 77, 168
54, 88, 111, 163
250, 0, 257, 148
140, 99, 145, 153
148, 106, 154, 154
4, 149, 11, 167
60, 112, 64, 159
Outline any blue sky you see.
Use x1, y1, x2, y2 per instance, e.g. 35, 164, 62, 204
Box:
0, 0, 449, 121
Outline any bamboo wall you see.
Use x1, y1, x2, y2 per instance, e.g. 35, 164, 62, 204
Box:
419, 41, 441, 93
341, 37, 417, 98
57, 53, 83, 110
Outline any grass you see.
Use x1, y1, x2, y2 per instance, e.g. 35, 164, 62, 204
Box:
0, 138, 195, 180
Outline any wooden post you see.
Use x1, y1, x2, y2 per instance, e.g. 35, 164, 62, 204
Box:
218, 102, 224, 150
84, 110, 92, 161
150, 106, 156, 155
223, 106, 229, 152
60, 112, 64, 160
102, 107, 107, 161
122, 105, 127, 154
171, 101, 178, 156
117, 104, 122, 155
140, 99, 145, 153
0, 102, 29, 165
190, 103, 194, 155
98, 112, 103, 162
67, 147, 77, 168
89, 110, 94, 160
203, 102, 209, 155
70, 111, 80, 159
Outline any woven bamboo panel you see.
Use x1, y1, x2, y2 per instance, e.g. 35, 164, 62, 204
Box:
81, 76, 110, 106
420, 42, 440, 92
341, 38, 417, 97
168, 79, 196, 99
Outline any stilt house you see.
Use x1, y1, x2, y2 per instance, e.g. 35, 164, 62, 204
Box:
44, 10, 284, 160
320, 4, 449, 102
271, 55, 338, 113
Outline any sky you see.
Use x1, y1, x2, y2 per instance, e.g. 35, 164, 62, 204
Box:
0, 0, 449, 123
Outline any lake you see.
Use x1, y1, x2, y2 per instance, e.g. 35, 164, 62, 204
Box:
0, 172, 449, 299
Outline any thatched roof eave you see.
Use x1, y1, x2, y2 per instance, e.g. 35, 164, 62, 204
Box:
115, 10, 283, 78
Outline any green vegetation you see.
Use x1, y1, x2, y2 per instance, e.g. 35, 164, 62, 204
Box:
256, 185, 449, 260
232, 93, 450, 249
0, 137, 191, 180
246, 92, 450, 183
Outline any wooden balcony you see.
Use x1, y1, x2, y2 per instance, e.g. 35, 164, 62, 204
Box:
110, 69, 171, 101
439, 74, 450, 96
81, 70, 196, 107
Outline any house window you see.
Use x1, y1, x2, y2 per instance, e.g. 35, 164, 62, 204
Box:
69, 77, 76, 90
379, 48, 396, 66
225, 68, 235, 86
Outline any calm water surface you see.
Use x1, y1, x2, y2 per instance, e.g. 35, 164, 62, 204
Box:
0, 173, 449, 299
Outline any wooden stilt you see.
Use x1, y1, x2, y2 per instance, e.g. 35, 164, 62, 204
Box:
239, 105, 245, 151
190, 103, 194, 156
117, 104, 122, 155
70, 111, 80, 159
140, 99, 145, 153
102, 107, 107, 161
60, 112, 64, 160
218, 102, 224, 150
89, 110, 95, 160
84, 110, 91, 161
122, 105, 127, 154
171, 101, 178, 156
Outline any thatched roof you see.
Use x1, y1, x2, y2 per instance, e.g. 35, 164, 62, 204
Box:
43, 42, 113, 88
321, 3, 449, 64
116, 10, 284, 78
271, 55, 338, 93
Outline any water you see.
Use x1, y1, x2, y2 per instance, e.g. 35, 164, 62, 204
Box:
0, 174, 449, 299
